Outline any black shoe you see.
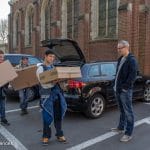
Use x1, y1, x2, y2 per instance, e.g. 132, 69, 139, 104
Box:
1, 118, 10, 126
20, 109, 28, 116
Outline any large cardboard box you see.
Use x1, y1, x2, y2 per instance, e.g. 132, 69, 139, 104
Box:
0, 60, 18, 87
39, 67, 81, 84
10, 65, 39, 90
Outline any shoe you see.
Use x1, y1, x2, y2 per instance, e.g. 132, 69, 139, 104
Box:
120, 135, 132, 142
1, 118, 10, 126
20, 109, 28, 116
57, 136, 67, 143
111, 128, 124, 134
42, 138, 49, 145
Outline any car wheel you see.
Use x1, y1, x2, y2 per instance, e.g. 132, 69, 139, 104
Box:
27, 88, 36, 101
84, 94, 106, 118
143, 85, 150, 102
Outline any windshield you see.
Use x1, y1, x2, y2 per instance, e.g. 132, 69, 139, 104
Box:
4, 55, 42, 66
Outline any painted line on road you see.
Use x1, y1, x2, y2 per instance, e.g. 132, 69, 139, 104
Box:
144, 103, 150, 105
0, 125, 28, 150
67, 116, 150, 150
6, 105, 39, 113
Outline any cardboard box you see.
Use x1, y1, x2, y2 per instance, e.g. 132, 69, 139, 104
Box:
39, 66, 81, 84
10, 65, 39, 90
0, 60, 18, 87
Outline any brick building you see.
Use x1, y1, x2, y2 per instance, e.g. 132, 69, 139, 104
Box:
8, 0, 150, 75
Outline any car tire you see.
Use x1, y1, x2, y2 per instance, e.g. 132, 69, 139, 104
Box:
143, 85, 150, 102
84, 94, 106, 119
27, 88, 36, 101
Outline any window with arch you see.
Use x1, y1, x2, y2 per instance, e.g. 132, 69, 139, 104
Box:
91, 0, 118, 40
41, 0, 52, 41
99, 0, 117, 38
66, 0, 79, 39
25, 4, 34, 46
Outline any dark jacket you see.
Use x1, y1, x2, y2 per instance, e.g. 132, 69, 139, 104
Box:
115, 53, 138, 93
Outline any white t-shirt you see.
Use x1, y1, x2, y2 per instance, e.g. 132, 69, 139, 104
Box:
36, 65, 54, 89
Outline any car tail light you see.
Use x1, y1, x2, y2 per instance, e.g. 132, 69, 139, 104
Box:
68, 80, 86, 88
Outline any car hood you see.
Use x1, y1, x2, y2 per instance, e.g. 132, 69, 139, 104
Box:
41, 39, 86, 66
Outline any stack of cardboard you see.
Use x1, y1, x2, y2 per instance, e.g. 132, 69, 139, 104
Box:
10, 65, 39, 90
0, 60, 18, 87
39, 66, 81, 84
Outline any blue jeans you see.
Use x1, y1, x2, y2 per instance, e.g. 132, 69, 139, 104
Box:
116, 89, 134, 136
0, 98, 6, 119
19, 89, 28, 110
42, 99, 63, 138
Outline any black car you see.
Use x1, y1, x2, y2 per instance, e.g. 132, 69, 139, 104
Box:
42, 39, 150, 118
4, 54, 43, 101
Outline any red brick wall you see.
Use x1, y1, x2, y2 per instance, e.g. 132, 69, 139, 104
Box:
8, 0, 150, 75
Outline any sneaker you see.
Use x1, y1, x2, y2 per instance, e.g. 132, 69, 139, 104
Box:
1, 119, 10, 126
111, 128, 124, 134
120, 135, 132, 142
57, 136, 67, 143
20, 109, 28, 116
42, 138, 49, 145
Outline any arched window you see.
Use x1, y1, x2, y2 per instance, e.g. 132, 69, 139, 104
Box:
61, 0, 79, 39
99, 0, 117, 38
25, 4, 34, 46
91, 0, 118, 40
41, 0, 51, 41
13, 11, 20, 48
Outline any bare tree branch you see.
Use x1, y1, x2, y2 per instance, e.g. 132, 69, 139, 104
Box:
0, 19, 8, 44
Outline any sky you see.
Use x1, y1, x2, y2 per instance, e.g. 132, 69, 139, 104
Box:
0, 0, 10, 20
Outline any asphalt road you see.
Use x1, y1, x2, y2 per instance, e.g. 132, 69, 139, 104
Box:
0, 98, 150, 150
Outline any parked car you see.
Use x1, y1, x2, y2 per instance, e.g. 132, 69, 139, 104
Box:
42, 38, 150, 118
4, 54, 43, 101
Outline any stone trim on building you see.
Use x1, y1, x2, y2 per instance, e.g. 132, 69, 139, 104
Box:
61, 0, 68, 38
13, 10, 20, 48
90, 0, 99, 40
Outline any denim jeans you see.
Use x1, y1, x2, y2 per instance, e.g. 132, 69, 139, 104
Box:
116, 89, 134, 136
42, 99, 63, 138
19, 89, 28, 110
0, 98, 6, 119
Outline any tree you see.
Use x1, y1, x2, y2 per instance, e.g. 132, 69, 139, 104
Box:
0, 19, 8, 44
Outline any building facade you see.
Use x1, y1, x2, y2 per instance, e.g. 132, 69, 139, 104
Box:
8, 0, 150, 75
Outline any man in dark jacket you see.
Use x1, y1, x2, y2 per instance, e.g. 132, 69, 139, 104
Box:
0, 50, 10, 125
111, 40, 138, 142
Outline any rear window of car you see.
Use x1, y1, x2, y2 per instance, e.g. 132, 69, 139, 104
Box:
100, 63, 116, 76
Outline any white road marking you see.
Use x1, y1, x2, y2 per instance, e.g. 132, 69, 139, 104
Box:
144, 103, 150, 105
0, 105, 39, 150
0, 125, 28, 150
6, 105, 39, 113
67, 116, 150, 150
